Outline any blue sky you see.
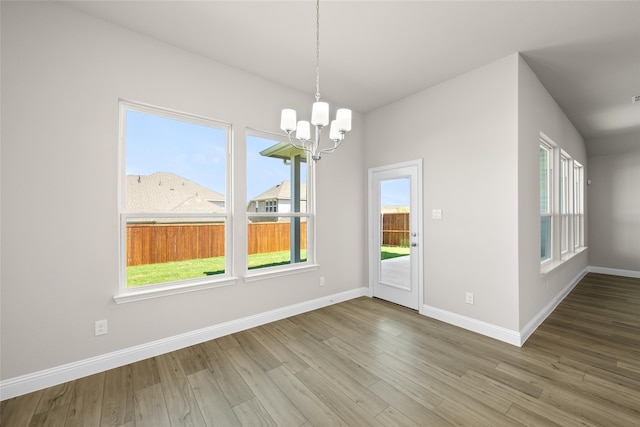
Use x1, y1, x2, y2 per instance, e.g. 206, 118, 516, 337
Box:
126, 111, 227, 194
381, 177, 410, 207
126, 110, 406, 205
126, 111, 300, 199
246, 135, 307, 199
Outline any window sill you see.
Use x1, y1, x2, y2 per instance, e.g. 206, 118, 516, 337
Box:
114, 276, 238, 304
540, 259, 563, 276
540, 246, 587, 277
244, 263, 319, 283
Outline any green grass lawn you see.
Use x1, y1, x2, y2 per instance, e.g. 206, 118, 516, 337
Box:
380, 245, 410, 260
128, 247, 405, 288
127, 250, 307, 288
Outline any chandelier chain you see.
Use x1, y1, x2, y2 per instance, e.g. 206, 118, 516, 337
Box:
315, 0, 320, 102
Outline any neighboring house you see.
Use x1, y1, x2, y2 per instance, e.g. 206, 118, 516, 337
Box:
126, 172, 225, 220
247, 180, 307, 221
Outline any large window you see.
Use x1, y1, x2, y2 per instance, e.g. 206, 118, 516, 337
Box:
118, 101, 231, 298
539, 134, 585, 272
246, 131, 312, 274
540, 142, 553, 263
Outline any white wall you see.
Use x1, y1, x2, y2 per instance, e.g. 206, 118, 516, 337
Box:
517, 55, 589, 329
365, 54, 521, 332
587, 133, 640, 273
0, 2, 365, 382
364, 53, 590, 337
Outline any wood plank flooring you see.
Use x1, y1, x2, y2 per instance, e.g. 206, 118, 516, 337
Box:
2, 273, 639, 426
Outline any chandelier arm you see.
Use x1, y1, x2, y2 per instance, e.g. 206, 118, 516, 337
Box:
286, 133, 316, 158
318, 137, 345, 155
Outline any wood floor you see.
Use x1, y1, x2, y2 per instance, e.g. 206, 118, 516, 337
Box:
2, 273, 639, 426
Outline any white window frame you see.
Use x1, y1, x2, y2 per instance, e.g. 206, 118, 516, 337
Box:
266, 200, 277, 213
540, 133, 587, 276
559, 151, 571, 257
573, 160, 584, 250
540, 138, 554, 266
115, 100, 237, 304
244, 128, 318, 282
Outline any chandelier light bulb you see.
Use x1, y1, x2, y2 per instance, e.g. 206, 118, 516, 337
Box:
296, 120, 311, 141
311, 102, 329, 127
280, 109, 297, 133
336, 108, 352, 132
329, 120, 340, 141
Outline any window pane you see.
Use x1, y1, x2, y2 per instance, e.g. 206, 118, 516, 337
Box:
123, 106, 228, 289
561, 215, 569, 254
247, 216, 307, 269
246, 135, 307, 214
126, 110, 226, 213
541, 216, 552, 262
560, 157, 568, 214
573, 163, 583, 248
126, 218, 225, 287
539, 146, 549, 213
247, 134, 309, 271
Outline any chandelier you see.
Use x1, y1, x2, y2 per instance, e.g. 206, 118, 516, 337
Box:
279, 0, 352, 162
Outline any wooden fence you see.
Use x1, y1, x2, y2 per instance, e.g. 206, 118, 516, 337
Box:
127, 214, 403, 266
247, 221, 307, 256
127, 222, 307, 266
382, 212, 410, 247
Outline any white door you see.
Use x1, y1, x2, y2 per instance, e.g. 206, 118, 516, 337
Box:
369, 160, 423, 310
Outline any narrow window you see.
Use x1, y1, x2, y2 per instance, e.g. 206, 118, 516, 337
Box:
120, 102, 230, 290
246, 132, 311, 272
559, 153, 570, 256
540, 142, 553, 263
573, 161, 584, 249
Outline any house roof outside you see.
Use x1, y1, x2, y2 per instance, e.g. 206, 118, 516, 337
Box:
126, 172, 224, 214
249, 180, 307, 204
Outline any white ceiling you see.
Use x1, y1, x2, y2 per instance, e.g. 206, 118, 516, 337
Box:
60, 1, 640, 153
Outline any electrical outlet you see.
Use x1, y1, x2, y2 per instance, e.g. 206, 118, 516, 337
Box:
465, 292, 474, 304
546, 281, 550, 291
95, 319, 108, 336
319, 276, 325, 287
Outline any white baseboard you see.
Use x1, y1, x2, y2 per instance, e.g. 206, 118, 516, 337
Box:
420, 267, 590, 348
419, 305, 522, 347
4, 265, 634, 400
588, 266, 640, 279
519, 267, 589, 345
0, 287, 368, 401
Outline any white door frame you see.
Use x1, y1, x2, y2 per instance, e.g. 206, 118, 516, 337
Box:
368, 159, 423, 310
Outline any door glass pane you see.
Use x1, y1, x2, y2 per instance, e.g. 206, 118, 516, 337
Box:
380, 178, 410, 288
